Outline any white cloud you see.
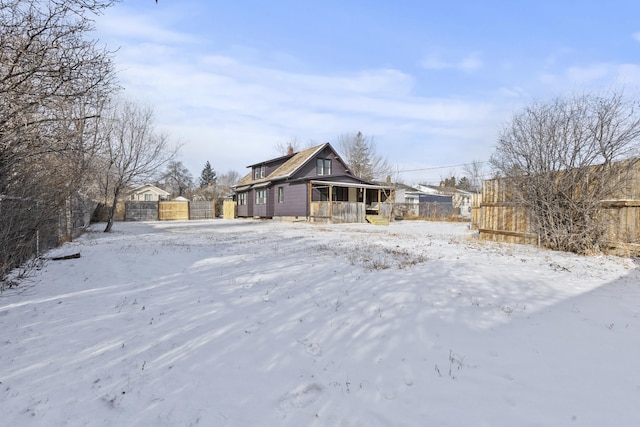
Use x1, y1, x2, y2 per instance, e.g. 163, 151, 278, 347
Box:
538, 63, 637, 91
420, 56, 449, 70
566, 64, 611, 84
498, 87, 528, 98
460, 55, 483, 71
114, 48, 498, 179
633, 32, 640, 43
96, 12, 500, 181
421, 53, 483, 71
98, 12, 195, 45
616, 64, 640, 85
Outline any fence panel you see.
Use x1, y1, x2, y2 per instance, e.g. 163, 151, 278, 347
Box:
223, 200, 237, 219
190, 200, 215, 220
125, 201, 158, 221
0, 197, 59, 281
418, 202, 453, 219
159, 201, 189, 220
479, 203, 537, 245
332, 202, 366, 223
471, 194, 481, 230
310, 201, 366, 223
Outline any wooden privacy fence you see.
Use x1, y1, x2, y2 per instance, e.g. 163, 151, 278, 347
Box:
601, 200, 640, 252
473, 174, 640, 252
122, 200, 216, 221
474, 179, 538, 245
223, 200, 236, 219
125, 201, 158, 221
190, 200, 216, 220
158, 201, 189, 220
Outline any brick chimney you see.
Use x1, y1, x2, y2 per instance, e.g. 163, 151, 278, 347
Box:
287, 145, 294, 155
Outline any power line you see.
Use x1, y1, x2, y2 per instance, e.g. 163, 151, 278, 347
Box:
395, 161, 488, 173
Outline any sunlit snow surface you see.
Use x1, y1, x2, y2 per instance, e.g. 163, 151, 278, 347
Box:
1, 220, 639, 426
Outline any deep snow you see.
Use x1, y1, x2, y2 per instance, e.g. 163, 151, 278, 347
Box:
1, 219, 639, 426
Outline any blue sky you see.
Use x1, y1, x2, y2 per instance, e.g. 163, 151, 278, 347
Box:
94, 0, 640, 184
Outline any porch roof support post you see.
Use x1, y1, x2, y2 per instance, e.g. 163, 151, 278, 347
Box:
308, 181, 313, 221
329, 185, 333, 221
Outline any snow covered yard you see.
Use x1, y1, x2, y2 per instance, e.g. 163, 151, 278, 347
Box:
1, 219, 639, 426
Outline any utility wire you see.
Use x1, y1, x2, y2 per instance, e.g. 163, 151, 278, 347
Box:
394, 161, 489, 173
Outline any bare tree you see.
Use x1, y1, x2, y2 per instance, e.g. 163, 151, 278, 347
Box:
337, 131, 392, 182
490, 90, 640, 253
0, 0, 116, 281
273, 137, 301, 156
462, 161, 486, 193
100, 100, 176, 232
160, 160, 194, 197
218, 170, 240, 189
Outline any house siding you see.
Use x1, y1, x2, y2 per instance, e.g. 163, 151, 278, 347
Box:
252, 187, 268, 217
236, 191, 251, 217
295, 146, 350, 178
274, 182, 308, 217
267, 186, 275, 217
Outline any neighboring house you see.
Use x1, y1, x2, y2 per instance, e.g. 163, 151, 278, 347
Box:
393, 183, 453, 217
128, 184, 170, 202
232, 143, 393, 222
414, 184, 473, 218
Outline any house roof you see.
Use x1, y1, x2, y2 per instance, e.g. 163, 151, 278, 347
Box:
129, 184, 170, 196
309, 180, 393, 190
416, 184, 473, 196
384, 183, 419, 192
235, 143, 355, 188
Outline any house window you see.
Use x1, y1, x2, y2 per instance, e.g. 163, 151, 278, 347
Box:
256, 188, 267, 205
238, 192, 247, 206
278, 187, 284, 203
333, 187, 348, 201
144, 194, 153, 201
253, 165, 266, 180
316, 158, 331, 176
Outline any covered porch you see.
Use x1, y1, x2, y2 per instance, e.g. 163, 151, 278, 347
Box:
308, 180, 394, 223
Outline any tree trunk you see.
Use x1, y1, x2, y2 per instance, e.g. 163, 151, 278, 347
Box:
104, 188, 120, 232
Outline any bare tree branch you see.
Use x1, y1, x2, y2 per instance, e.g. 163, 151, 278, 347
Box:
490, 90, 640, 253
100, 99, 177, 232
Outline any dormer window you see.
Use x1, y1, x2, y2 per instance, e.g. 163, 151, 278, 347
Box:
316, 158, 331, 176
253, 165, 266, 180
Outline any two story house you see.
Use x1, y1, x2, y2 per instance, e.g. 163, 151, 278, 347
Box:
233, 143, 393, 222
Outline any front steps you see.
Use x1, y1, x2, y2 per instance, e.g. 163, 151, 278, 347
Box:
366, 215, 389, 226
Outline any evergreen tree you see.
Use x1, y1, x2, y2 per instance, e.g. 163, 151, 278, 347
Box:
199, 161, 217, 188
338, 131, 391, 181
457, 176, 472, 191
441, 176, 457, 188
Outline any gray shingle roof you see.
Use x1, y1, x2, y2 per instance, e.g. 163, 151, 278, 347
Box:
235, 143, 328, 187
